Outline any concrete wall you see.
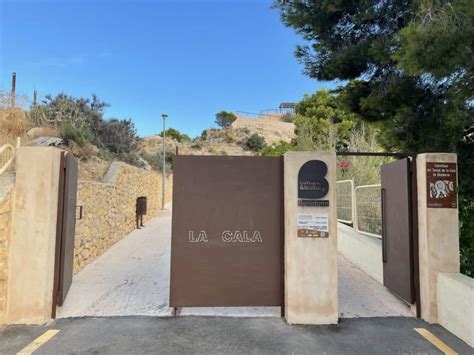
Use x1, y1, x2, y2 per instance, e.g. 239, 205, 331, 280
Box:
0, 192, 12, 324
284, 151, 338, 325
337, 223, 383, 284
437, 273, 474, 347
6, 147, 62, 324
416, 153, 460, 324
74, 162, 173, 272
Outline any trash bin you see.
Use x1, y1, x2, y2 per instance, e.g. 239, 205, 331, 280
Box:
136, 196, 147, 215
136, 196, 147, 228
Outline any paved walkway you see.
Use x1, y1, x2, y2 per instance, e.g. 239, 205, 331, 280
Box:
58, 209, 411, 318
58, 209, 173, 318
1, 317, 471, 354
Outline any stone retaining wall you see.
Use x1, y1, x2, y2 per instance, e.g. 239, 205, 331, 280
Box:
74, 162, 173, 272
0, 193, 11, 323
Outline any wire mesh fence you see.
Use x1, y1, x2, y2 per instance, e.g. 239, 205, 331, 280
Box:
336, 180, 354, 223
354, 184, 382, 238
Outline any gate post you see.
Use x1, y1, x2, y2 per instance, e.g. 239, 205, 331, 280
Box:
283, 151, 338, 324
416, 153, 459, 323
5, 147, 64, 324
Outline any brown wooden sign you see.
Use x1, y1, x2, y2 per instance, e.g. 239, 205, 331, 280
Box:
426, 162, 457, 208
170, 156, 283, 307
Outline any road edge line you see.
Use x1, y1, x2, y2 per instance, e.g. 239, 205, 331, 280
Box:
17, 329, 60, 355
414, 328, 458, 355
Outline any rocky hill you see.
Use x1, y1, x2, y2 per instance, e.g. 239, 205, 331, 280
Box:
231, 115, 295, 145
141, 115, 295, 157
1, 105, 295, 182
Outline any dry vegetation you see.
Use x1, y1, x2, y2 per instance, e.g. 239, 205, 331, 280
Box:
0, 93, 32, 147
1, 90, 295, 181
141, 116, 295, 157
231, 116, 295, 145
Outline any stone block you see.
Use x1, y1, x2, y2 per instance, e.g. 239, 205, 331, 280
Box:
437, 273, 474, 347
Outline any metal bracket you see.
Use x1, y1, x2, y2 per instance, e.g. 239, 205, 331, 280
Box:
76, 205, 83, 220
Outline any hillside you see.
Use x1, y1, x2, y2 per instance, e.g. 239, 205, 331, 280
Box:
231, 115, 295, 145
141, 115, 295, 157
1, 102, 295, 183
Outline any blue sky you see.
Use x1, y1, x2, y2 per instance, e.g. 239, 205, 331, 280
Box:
1, 0, 338, 137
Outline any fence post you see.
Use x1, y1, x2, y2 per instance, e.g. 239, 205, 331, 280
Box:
350, 179, 355, 226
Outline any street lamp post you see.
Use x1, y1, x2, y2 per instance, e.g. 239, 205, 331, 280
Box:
161, 113, 168, 210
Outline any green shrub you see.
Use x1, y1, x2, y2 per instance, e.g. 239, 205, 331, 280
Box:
30, 93, 141, 165
159, 128, 190, 143
215, 111, 237, 128
142, 151, 174, 172
245, 133, 266, 152
261, 141, 293, 156
61, 120, 93, 147
458, 142, 474, 277
98, 118, 139, 156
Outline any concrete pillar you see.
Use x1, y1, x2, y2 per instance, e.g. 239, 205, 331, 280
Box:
416, 153, 459, 323
283, 151, 338, 324
6, 147, 63, 324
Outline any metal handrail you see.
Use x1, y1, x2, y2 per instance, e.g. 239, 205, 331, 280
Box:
259, 108, 280, 115
235, 111, 283, 120
0, 144, 15, 175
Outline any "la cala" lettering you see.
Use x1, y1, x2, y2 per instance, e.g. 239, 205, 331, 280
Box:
188, 230, 263, 243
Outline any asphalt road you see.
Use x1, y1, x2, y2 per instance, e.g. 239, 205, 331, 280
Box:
1, 316, 472, 354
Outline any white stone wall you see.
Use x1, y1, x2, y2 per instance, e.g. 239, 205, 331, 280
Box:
337, 223, 383, 284
437, 273, 474, 347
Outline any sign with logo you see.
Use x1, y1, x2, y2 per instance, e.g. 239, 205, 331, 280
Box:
426, 162, 457, 208
297, 213, 329, 238
298, 160, 329, 206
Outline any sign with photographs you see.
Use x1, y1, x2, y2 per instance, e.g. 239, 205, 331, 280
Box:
426, 162, 457, 208
297, 213, 329, 238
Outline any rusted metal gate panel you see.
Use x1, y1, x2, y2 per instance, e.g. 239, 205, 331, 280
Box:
53, 152, 78, 316
170, 155, 284, 307
381, 158, 415, 304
